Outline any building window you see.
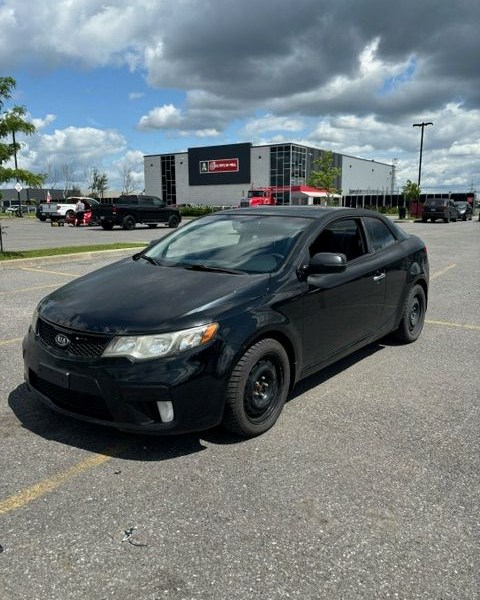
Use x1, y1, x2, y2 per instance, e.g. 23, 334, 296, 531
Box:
161, 155, 176, 205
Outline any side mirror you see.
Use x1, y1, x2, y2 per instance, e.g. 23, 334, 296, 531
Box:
307, 252, 347, 275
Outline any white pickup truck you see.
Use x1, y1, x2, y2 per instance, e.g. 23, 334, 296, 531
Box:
36, 197, 91, 222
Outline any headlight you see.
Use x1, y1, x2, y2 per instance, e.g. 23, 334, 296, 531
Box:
102, 322, 219, 360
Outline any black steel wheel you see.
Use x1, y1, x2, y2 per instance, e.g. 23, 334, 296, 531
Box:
393, 284, 426, 343
223, 339, 290, 437
122, 215, 136, 230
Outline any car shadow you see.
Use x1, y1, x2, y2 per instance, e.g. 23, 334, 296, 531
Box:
288, 339, 387, 402
8, 385, 212, 461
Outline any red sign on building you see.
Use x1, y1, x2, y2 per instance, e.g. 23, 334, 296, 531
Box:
199, 158, 239, 174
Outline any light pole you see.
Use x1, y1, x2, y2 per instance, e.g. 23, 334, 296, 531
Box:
413, 121, 433, 188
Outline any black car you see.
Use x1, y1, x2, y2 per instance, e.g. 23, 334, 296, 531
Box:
454, 201, 473, 221
23, 207, 429, 438
422, 198, 458, 223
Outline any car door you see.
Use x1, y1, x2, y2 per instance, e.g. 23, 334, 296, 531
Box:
300, 217, 386, 371
151, 196, 168, 223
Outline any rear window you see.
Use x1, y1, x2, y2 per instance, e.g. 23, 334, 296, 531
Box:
425, 199, 445, 206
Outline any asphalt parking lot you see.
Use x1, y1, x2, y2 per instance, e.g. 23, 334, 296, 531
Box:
0, 217, 479, 599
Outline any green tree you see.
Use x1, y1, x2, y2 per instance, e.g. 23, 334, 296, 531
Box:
0, 77, 45, 187
402, 179, 420, 203
88, 168, 108, 199
307, 150, 342, 205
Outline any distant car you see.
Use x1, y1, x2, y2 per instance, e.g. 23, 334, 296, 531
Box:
454, 201, 473, 221
5, 205, 35, 216
422, 198, 458, 223
23, 207, 429, 438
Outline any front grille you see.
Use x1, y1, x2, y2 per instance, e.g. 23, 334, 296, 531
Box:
30, 371, 113, 421
37, 318, 112, 358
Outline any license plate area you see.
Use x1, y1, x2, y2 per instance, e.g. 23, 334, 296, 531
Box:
38, 363, 70, 388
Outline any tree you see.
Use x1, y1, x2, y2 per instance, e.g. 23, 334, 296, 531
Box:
0, 77, 45, 188
400, 179, 421, 219
307, 150, 342, 204
88, 168, 108, 199
119, 161, 136, 194
402, 179, 420, 203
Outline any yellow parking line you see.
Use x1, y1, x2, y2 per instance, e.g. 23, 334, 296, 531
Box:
426, 319, 480, 331
430, 264, 456, 280
0, 284, 59, 296
20, 267, 77, 277
0, 337, 23, 346
0, 446, 124, 515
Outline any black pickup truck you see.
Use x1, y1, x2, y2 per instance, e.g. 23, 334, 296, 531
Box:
92, 195, 181, 230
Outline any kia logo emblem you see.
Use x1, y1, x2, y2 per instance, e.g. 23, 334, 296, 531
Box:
55, 334, 70, 348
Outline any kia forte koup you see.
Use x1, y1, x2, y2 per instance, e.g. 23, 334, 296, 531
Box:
23, 207, 429, 438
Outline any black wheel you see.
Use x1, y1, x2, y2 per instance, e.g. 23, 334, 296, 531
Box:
39, 215, 47, 222
66, 210, 75, 219
422, 217, 427, 223
122, 215, 136, 230
222, 339, 290, 437
393, 284, 426, 343
431, 217, 436, 222
168, 214, 180, 228
147, 223, 158, 228
101, 221, 114, 230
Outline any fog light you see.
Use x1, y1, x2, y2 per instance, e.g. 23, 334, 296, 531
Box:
157, 401, 174, 423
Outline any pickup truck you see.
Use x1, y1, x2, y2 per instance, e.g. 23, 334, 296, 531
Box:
36, 197, 92, 222
91, 195, 181, 230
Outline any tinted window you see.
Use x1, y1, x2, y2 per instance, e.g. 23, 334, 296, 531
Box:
364, 217, 396, 252
310, 218, 366, 261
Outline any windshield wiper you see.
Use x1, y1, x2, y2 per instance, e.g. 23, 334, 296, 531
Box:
184, 263, 243, 274
137, 254, 160, 266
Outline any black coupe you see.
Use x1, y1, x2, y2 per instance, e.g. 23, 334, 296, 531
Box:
23, 207, 429, 437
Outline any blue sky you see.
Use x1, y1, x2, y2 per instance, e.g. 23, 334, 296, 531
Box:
2, 0, 480, 194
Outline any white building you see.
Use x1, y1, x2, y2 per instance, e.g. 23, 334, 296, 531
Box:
144, 142, 394, 207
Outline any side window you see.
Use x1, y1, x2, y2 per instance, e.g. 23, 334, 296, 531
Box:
153, 197, 166, 208
142, 197, 154, 206
310, 218, 366, 261
364, 217, 396, 252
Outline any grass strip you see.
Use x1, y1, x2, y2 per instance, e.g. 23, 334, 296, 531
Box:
0, 243, 147, 261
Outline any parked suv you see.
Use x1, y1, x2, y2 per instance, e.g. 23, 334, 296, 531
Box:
422, 198, 458, 223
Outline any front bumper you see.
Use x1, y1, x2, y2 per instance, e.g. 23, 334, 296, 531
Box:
22, 327, 227, 434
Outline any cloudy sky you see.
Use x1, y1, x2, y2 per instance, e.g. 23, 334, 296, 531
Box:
1, 0, 479, 194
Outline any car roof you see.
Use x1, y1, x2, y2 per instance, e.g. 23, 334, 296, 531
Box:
219, 206, 375, 220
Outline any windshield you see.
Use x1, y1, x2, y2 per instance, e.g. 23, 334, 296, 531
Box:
144, 213, 312, 273
248, 190, 266, 198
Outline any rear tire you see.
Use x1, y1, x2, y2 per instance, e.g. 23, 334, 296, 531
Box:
393, 284, 426, 343
168, 214, 180, 228
122, 215, 136, 230
222, 339, 290, 437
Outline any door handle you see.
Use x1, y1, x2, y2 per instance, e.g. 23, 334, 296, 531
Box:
373, 272, 386, 282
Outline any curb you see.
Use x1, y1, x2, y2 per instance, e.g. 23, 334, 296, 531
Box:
0, 247, 142, 270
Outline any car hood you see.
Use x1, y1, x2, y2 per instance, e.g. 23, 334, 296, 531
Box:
38, 257, 270, 334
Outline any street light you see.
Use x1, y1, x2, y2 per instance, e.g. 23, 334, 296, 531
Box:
413, 121, 433, 188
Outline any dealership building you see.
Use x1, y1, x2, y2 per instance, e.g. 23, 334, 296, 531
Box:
144, 142, 395, 207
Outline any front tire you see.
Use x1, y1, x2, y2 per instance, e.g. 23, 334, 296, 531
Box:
393, 284, 426, 343
222, 339, 290, 437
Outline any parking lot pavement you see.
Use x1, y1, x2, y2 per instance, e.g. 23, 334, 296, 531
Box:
0, 220, 479, 599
